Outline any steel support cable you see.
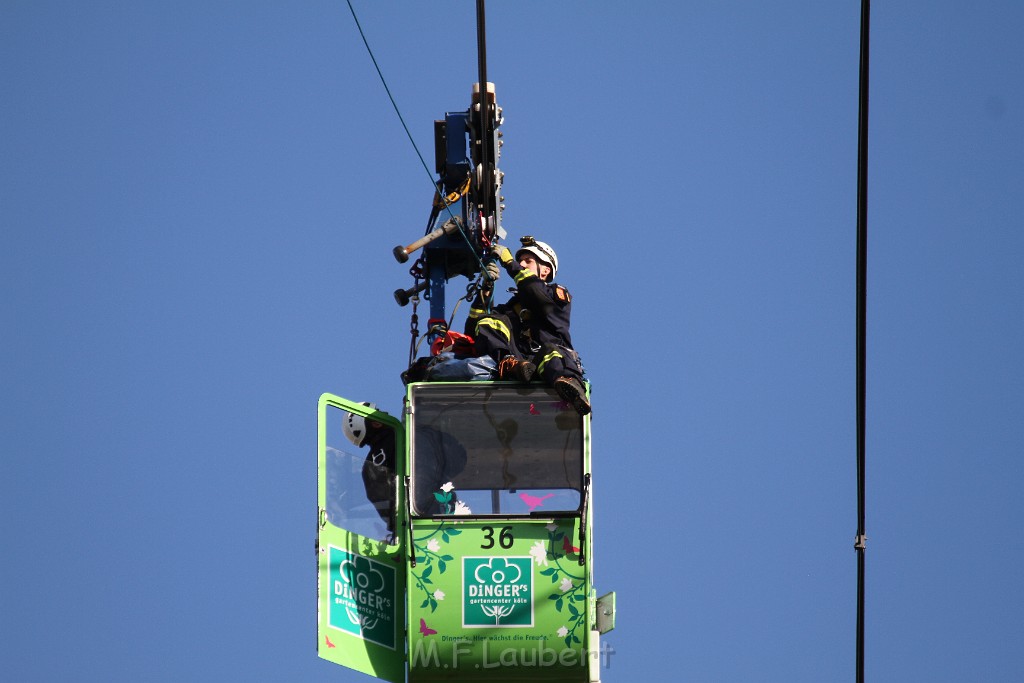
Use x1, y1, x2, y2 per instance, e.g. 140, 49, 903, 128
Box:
473, 0, 496, 315
475, 0, 491, 219
344, 0, 485, 271
854, 1, 870, 682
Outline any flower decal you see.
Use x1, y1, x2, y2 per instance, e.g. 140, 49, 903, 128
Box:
529, 540, 548, 566
542, 523, 588, 647
339, 557, 386, 594
454, 500, 472, 515
411, 522, 459, 613
474, 557, 523, 585
433, 482, 463, 514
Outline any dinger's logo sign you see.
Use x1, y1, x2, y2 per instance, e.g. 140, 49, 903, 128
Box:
463, 556, 533, 628
329, 547, 396, 649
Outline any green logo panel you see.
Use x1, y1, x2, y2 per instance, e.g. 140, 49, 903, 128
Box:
463, 556, 533, 628
329, 547, 397, 649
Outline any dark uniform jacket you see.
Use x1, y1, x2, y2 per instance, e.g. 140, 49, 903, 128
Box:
468, 265, 575, 355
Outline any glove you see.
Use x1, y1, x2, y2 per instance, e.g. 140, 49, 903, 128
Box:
484, 261, 501, 283
490, 244, 514, 266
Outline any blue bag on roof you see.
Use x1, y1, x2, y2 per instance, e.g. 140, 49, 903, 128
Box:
424, 352, 497, 382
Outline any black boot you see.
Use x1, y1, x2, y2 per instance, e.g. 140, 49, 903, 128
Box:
498, 356, 536, 383
554, 377, 591, 416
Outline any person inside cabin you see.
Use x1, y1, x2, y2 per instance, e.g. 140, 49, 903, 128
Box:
344, 403, 469, 524
465, 236, 591, 416
343, 403, 397, 533
412, 425, 468, 515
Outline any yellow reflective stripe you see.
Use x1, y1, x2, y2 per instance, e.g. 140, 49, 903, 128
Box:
468, 307, 487, 319
475, 317, 511, 342
535, 349, 563, 375
514, 269, 535, 284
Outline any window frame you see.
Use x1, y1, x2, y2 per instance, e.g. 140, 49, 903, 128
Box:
407, 382, 587, 520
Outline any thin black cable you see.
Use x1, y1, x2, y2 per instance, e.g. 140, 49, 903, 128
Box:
855, 1, 870, 682
345, 0, 435, 192
344, 0, 485, 270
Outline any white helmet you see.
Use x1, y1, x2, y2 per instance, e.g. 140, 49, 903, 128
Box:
515, 238, 558, 281
343, 402, 377, 447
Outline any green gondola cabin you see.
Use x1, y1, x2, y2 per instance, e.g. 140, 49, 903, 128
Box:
317, 381, 614, 681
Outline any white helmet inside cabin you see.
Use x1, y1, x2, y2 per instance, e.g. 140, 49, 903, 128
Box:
343, 402, 377, 447
515, 238, 558, 281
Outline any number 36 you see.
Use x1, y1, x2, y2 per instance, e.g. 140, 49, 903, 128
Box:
481, 525, 514, 549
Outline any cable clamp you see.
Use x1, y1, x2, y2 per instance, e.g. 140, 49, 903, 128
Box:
854, 534, 867, 550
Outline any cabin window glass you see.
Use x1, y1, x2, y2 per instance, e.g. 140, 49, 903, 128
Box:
410, 384, 584, 516
324, 405, 396, 542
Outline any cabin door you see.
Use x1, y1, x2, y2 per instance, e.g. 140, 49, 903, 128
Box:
317, 394, 407, 683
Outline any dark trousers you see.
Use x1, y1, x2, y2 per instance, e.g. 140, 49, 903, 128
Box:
471, 314, 583, 385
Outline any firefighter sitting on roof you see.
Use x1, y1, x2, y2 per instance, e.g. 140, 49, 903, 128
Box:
465, 236, 591, 416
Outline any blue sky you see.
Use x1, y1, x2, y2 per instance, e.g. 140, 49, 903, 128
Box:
2, 1, 1022, 681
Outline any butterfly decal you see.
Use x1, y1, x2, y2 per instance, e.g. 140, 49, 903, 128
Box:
419, 618, 438, 637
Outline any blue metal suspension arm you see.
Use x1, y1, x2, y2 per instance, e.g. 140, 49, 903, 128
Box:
394, 0, 504, 345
